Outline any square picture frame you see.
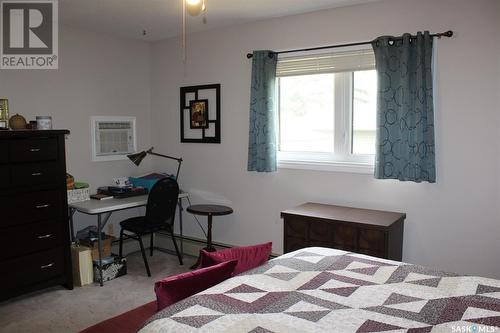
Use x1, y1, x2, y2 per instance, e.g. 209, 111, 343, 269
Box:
180, 84, 221, 143
189, 99, 209, 129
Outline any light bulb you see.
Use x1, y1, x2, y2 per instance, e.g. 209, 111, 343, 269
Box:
186, 0, 204, 16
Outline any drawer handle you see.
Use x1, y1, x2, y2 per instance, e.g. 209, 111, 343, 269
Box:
36, 204, 50, 209
40, 263, 55, 269
31, 172, 43, 176
30, 148, 41, 152
37, 234, 53, 239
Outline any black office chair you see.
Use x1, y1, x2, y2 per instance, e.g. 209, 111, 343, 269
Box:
118, 177, 183, 277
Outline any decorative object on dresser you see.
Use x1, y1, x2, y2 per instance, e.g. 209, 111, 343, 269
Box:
0, 99, 9, 129
36, 115, 53, 130
8, 113, 27, 130
281, 202, 405, 260
0, 129, 73, 301
180, 84, 221, 143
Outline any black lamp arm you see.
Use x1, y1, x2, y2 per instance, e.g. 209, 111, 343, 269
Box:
146, 147, 183, 180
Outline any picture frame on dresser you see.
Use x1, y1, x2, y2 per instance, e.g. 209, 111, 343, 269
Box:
0, 130, 73, 302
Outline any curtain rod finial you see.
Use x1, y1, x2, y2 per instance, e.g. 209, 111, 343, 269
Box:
445, 30, 453, 37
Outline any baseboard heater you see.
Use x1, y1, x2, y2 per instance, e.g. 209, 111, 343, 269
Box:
112, 233, 278, 258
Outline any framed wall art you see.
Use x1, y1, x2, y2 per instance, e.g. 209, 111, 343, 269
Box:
180, 84, 221, 143
189, 99, 209, 129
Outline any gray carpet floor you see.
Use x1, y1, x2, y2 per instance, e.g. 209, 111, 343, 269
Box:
0, 251, 195, 333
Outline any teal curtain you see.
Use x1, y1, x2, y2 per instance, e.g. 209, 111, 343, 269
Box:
247, 50, 277, 172
372, 32, 436, 183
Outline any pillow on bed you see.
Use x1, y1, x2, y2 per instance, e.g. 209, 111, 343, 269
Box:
200, 242, 272, 276
154, 259, 238, 311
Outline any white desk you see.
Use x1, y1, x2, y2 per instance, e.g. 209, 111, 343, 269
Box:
69, 192, 189, 286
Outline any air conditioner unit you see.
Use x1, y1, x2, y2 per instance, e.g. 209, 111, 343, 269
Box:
91, 116, 137, 161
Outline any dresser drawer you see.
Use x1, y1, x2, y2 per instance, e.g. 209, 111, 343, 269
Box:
1, 190, 61, 228
0, 247, 64, 290
11, 162, 60, 187
9, 138, 58, 162
0, 165, 9, 188
0, 220, 63, 261
0, 141, 7, 163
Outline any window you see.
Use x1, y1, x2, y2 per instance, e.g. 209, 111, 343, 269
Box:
277, 49, 377, 173
91, 116, 137, 162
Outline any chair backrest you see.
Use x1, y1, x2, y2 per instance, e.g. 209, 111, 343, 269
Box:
145, 177, 179, 227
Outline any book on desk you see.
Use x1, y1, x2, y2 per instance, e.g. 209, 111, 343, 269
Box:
93, 186, 148, 199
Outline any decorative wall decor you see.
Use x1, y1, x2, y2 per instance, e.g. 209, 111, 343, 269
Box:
189, 99, 209, 129
180, 84, 220, 143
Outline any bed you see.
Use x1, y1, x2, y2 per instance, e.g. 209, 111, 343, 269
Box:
139, 247, 500, 332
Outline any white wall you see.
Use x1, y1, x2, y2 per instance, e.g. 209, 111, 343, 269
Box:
0, 26, 153, 234
150, 0, 500, 278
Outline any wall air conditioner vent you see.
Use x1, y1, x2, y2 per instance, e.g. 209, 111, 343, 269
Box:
91, 116, 137, 162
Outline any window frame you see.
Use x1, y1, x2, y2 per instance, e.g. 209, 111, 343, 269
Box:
276, 50, 376, 174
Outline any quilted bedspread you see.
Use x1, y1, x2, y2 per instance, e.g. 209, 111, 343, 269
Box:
140, 247, 500, 333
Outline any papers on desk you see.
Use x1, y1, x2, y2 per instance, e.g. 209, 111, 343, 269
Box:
97, 186, 148, 198
90, 193, 113, 200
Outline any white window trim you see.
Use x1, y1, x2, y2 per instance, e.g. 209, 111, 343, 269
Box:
91, 116, 137, 162
278, 157, 374, 174
276, 47, 376, 174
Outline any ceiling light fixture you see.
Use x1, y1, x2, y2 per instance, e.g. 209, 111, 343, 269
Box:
182, 0, 207, 63
186, 0, 206, 16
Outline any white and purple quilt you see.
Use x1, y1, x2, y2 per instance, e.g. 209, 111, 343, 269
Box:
140, 247, 500, 332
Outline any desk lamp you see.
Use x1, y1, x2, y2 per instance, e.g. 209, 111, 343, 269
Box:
127, 147, 183, 181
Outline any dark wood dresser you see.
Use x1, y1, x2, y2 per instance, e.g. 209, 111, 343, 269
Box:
0, 130, 73, 301
281, 203, 406, 260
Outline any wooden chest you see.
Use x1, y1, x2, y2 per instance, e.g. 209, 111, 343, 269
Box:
281, 203, 405, 260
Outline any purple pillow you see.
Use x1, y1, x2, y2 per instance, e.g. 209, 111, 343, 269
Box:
154, 260, 237, 311
200, 242, 272, 275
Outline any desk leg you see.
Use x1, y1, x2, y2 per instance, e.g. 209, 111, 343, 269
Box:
97, 214, 104, 287
69, 208, 76, 242
178, 199, 184, 259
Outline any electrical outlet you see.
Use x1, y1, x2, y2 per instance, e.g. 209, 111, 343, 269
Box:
107, 223, 114, 236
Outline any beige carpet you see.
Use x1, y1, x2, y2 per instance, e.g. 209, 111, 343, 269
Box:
0, 251, 196, 333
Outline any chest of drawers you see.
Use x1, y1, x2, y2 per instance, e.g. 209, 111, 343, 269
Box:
281, 203, 406, 261
0, 130, 73, 301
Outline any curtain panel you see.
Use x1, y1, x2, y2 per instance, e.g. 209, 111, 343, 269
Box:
372, 31, 436, 183
247, 50, 278, 172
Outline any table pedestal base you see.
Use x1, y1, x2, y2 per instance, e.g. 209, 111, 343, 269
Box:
190, 246, 216, 269
186, 204, 233, 270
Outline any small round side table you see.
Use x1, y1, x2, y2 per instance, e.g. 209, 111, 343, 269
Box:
187, 204, 233, 269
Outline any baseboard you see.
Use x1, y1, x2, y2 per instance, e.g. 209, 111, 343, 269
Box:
112, 233, 279, 258
154, 233, 229, 258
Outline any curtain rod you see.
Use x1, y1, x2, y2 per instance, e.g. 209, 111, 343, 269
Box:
246, 30, 453, 59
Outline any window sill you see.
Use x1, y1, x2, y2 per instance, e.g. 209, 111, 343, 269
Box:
278, 159, 374, 175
